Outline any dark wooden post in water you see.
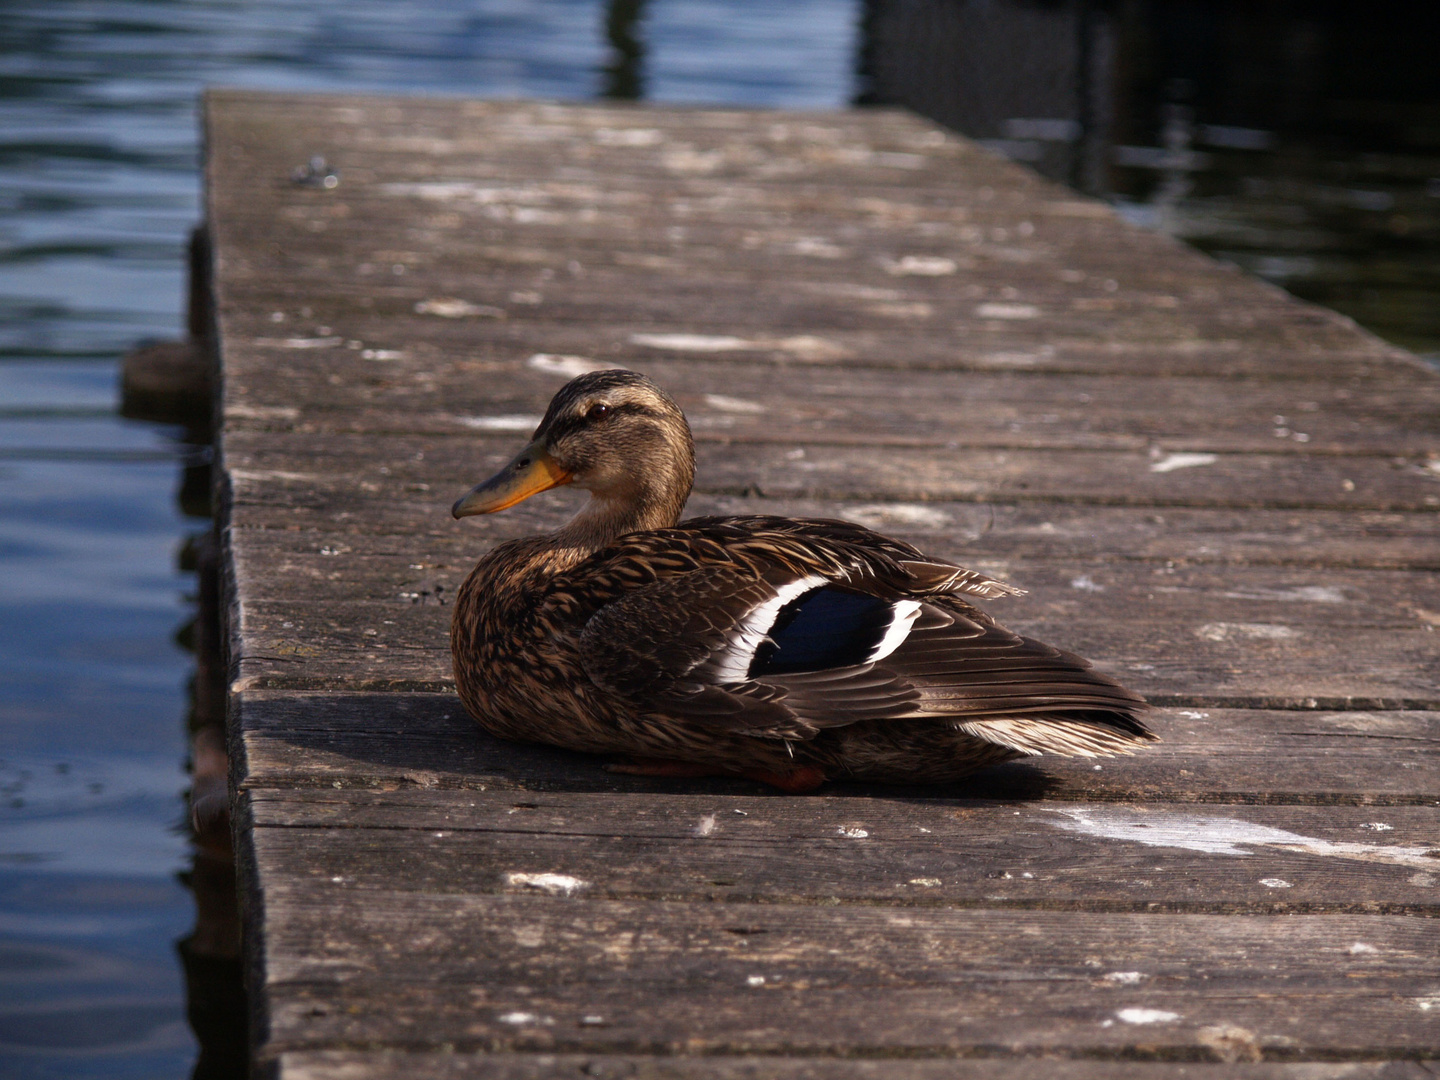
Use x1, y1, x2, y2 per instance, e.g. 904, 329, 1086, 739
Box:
206, 91, 1440, 1078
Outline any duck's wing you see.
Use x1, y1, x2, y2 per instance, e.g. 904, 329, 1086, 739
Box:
578, 561, 854, 740
575, 520, 1151, 751
811, 599, 1154, 756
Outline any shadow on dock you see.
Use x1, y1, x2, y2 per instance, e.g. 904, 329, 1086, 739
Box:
254, 696, 1064, 803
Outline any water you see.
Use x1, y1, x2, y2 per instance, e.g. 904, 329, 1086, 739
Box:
858, 0, 1440, 365
0, 3, 857, 1076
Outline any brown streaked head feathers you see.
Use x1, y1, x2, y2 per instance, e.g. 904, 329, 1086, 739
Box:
453, 369, 694, 544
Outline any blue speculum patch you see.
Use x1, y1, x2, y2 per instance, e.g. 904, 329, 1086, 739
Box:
748, 588, 896, 677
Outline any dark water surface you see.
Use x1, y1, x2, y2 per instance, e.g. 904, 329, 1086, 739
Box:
1, 1, 1436, 1077
0, 3, 855, 1076
859, 0, 1440, 364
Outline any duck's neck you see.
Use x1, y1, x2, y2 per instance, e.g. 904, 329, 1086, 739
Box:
544, 485, 686, 570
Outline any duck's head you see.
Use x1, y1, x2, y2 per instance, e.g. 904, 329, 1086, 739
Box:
452, 369, 696, 535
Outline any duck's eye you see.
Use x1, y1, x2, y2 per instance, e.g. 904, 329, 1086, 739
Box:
585, 403, 611, 421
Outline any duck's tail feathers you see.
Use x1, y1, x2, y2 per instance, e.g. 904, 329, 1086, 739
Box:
955, 712, 1159, 758
898, 560, 1026, 600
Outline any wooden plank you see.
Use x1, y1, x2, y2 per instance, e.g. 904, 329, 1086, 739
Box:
214, 298, 1419, 382
244, 786, 1440, 913
207, 91, 1440, 1079
257, 254, 1382, 369
222, 430, 1440, 514
232, 548, 1440, 662
224, 556, 1440, 705
224, 321, 1417, 382
206, 91, 1420, 382
227, 602, 1440, 708
215, 351, 1440, 456
230, 693, 1440, 804
277, 1053, 1440, 1080
228, 498, 1440, 571
227, 527, 1440, 614
248, 886, 1440, 1057
215, 272, 1409, 350
215, 252, 1395, 359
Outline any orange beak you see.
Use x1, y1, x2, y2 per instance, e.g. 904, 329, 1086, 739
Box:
451, 439, 572, 518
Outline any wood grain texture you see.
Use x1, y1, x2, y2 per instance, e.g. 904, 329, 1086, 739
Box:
223, 559, 1440, 706
232, 692, 1440, 805
278, 1053, 1440, 1080
206, 93, 1422, 388
216, 346, 1440, 455
207, 91, 1440, 1077
222, 430, 1440, 513
230, 496, 1440, 570
245, 785, 1440, 912
255, 887, 1440, 1057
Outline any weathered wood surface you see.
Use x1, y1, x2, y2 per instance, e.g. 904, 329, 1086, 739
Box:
279, 1055, 1440, 1080
262, 899, 1440, 1053
207, 90, 1440, 1078
227, 553, 1440, 706
235, 693, 1440, 805
245, 786, 1440, 913
227, 430, 1439, 511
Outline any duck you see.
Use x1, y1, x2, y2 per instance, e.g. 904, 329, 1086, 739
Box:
451, 369, 1154, 792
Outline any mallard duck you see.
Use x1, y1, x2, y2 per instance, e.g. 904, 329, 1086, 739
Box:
451, 370, 1154, 791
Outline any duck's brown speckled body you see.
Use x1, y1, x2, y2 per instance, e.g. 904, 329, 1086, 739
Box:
451, 371, 1154, 791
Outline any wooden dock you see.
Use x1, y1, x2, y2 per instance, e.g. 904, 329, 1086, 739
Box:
206, 91, 1440, 1078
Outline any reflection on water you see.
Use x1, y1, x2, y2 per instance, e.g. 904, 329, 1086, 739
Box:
0, 1, 857, 1076
603, 0, 649, 100
860, 0, 1440, 363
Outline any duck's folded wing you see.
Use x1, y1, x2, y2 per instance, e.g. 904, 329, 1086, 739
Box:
748, 596, 1150, 746
579, 555, 1150, 747
577, 563, 921, 739
862, 602, 1148, 716
575, 558, 1047, 739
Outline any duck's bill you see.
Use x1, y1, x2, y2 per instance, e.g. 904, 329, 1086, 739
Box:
452, 440, 572, 517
